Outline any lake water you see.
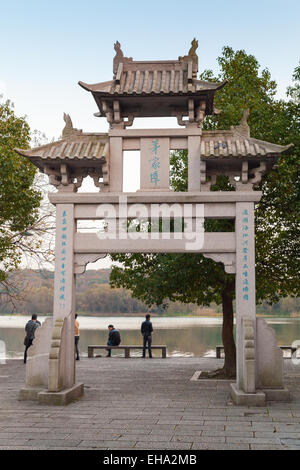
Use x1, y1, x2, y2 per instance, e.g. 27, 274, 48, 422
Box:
1, 315, 300, 359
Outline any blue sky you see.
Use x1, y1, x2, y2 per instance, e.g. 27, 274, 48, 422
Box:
1, 0, 299, 140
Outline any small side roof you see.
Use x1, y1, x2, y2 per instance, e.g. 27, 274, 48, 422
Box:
15, 114, 109, 171
200, 110, 293, 170
201, 132, 293, 159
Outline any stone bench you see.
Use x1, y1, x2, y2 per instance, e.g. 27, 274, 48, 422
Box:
88, 345, 167, 359
216, 345, 297, 358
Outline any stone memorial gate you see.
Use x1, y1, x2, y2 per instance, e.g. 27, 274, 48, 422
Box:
16, 40, 292, 406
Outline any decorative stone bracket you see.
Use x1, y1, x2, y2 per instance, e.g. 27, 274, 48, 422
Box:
203, 253, 236, 274
99, 100, 134, 129
200, 160, 267, 191
45, 162, 109, 192
176, 100, 206, 128
74, 254, 107, 274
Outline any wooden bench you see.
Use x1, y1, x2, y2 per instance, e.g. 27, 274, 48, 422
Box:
88, 345, 167, 359
216, 345, 297, 358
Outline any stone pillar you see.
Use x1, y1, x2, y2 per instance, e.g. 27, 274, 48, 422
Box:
235, 202, 256, 390
230, 202, 267, 405
109, 137, 123, 191
140, 137, 170, 191
188, 136, 201, 192
232, 201, 289, 405
52, 203, 76, 388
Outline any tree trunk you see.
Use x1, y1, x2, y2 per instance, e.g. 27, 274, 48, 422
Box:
221, 289, 236, 378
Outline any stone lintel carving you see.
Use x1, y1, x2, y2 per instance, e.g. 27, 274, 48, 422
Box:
74, 254, 107, 274
203, 253, 236, 274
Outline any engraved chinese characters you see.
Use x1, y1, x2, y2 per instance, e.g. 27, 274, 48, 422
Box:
140, 138, 170, 191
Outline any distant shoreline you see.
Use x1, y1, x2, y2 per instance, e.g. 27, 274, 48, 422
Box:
1, 312, 299, 319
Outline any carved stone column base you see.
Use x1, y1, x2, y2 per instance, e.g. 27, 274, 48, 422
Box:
38, 383, 84, 406
230, 383, 266, 406
18, 385, 47, 401
260, 388, 290, 402
19, 383, 84, 405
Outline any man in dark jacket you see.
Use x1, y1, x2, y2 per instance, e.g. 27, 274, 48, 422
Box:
141, 314, 153, 358
106, 325, 121, 357
24, 314, 41, 363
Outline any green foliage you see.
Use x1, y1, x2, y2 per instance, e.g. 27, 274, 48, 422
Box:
110, 47, 300, 309
0, 98, 41, 288
200, 46, 277, 141
287, 62, 300, 103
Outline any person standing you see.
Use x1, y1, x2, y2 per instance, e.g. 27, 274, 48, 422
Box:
24, 314, 41, 364
75, 314, 80, 361
141, 314, 153, 358
106, 325, 121, 357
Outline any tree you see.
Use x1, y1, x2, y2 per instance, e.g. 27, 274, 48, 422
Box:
0, 97, 43, 306
110, 48, 300, 377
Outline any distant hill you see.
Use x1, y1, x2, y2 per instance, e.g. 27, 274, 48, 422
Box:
0, 269, 299, 317
0, 269, 216, 316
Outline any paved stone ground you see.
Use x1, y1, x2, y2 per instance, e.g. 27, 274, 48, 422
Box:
0, 357, 300, 450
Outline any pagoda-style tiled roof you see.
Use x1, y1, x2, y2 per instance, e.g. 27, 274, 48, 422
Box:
199, 110, 293, 181
200, 132, 292, 159
79, 40, 226, 119
15, 114, 108, 171
79, 72, 224, 97
15, 135, 108, 168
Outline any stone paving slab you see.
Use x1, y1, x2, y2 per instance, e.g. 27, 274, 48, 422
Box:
0, 357, 300, 450
192, 443, 250, 450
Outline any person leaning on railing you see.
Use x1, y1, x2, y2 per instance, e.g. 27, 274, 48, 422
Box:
23, 314, 41, 364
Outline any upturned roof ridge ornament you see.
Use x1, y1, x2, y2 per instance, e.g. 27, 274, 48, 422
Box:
113, 41, 133, 76
62, 113, 82, 138
231, 109, 250, 138
178, 38, 199, 78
